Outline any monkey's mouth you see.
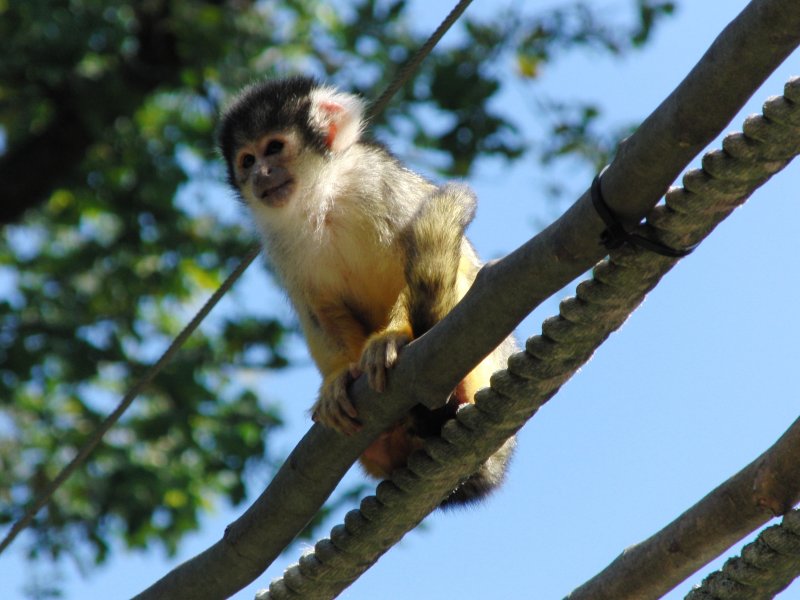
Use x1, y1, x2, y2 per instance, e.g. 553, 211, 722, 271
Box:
259, 179, 294, 206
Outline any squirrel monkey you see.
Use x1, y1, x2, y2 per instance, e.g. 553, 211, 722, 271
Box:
218, 76, 516, 505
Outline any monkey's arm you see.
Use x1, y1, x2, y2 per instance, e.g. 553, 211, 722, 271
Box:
358, 292, 413, 392
360, 183, 479, 396
306, 288, 414, 434
303, 300, 372, 435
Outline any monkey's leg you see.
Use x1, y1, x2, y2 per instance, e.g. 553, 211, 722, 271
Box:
306, 302, 373, 436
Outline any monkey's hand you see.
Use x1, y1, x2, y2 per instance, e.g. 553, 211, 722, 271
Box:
313, 365, 363, 435
312, 330, 410, 435
359, 329, 412, 393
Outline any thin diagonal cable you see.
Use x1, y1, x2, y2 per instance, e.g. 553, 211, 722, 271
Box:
0, 245, 260, 555
367, 0, 473, 121
0, 0, 475, 558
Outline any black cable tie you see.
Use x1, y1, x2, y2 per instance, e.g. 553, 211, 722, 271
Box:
591, 168, 696, 258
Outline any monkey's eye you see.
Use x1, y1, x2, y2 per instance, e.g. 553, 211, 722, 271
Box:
240, 154, 255, 169
265, 140, 284, 156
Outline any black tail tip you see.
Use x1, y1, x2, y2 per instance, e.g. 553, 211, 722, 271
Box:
439, 436, 516, 509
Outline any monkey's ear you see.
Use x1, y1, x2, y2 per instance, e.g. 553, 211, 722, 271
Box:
309, 87, 366, 153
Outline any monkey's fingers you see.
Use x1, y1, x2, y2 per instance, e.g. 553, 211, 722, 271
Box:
314, 370, 362, 435
312, 398, 362, 435
359, 330, 411, 392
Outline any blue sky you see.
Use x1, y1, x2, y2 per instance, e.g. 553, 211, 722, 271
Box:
3, 1, 800, 598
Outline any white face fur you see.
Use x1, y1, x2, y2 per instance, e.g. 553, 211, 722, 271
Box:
231, 85, 367, 218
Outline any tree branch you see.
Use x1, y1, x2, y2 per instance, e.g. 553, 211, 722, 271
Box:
567, 418, 800, 600
135, 1, 800, 598
685, 509, 800, 600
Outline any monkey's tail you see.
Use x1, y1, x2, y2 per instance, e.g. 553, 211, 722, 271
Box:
440, 436, 516, 507
401, 183, 477, 335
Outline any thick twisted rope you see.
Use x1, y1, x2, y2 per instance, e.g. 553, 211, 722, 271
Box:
258, 76, 800, 600
686, 509, 800, 600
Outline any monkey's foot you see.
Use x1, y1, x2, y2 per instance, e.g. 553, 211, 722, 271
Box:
313, 366, 363, 435
359, 329, 411, 393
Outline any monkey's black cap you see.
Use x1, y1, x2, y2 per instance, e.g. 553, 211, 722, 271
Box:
217, 76, 325, 186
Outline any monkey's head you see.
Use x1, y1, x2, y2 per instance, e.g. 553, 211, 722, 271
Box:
218, 76, 365, 208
